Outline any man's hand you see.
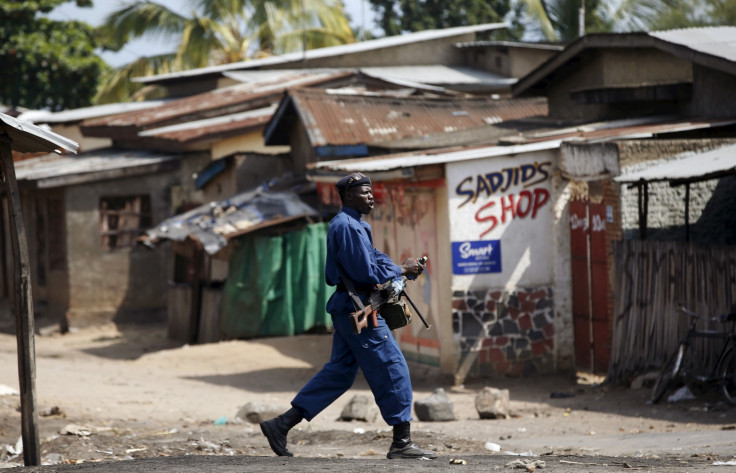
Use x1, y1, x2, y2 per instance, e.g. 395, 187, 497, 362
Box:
400, 257, 425, 279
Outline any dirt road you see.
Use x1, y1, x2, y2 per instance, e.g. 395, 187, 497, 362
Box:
1, 322, 736, 472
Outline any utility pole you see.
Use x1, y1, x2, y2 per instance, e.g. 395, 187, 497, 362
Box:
579, 0, 585, 38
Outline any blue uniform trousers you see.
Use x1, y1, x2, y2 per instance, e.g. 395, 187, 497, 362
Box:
291, 312, 413, 426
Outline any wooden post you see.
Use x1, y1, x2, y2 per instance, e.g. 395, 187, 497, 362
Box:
0, 136, 41, 466
684, 182, 690, 242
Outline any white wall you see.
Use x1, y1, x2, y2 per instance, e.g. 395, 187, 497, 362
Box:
446, 150, 557, 290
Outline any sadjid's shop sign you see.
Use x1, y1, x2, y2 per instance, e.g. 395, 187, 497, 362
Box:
447, 155, 553, 275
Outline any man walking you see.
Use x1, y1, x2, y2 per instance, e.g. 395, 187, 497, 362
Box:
260, 172, 436, 460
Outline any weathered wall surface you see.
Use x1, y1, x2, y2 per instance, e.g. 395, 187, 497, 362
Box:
270, 34, 478, 70
366, 182, 448, 371
63, 154, 209, 326
444, 149, 571, 377
617, 140, 736, 245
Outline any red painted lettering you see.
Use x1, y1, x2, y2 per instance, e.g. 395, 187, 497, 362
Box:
516, 190, 533, 217
531, 188, 550, 218
500, 195, 515, 223
475, 201, 497, 238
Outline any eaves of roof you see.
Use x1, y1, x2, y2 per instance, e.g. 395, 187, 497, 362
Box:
0, 112, 78, 154
134, 23, 506, 85
17, 100, 168, 125
615, 142, 736, 184
513, 28, 736, 97
12, 148, 179, 189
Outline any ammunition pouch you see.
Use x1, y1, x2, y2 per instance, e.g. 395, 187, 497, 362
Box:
381, 300, 412, 331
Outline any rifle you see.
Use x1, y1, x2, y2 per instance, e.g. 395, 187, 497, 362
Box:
349, 256, 432, 335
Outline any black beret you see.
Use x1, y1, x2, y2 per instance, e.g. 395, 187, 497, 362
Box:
335, 172, 371, 192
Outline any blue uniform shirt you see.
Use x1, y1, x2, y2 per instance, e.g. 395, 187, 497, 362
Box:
325, 207, 402, 315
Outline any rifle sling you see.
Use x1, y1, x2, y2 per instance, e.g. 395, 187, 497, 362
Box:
336, 264, 366, 312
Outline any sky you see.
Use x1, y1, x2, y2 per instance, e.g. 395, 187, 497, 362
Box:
47, 0, 379, 67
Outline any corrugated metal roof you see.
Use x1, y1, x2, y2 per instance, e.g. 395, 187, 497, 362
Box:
83, 70, 354, 132
135, 23, 506, 85
308, 140, 563, 174
17, 101, 168, 125
514, 116, 736, 144
266, 89, 547, 147
0, 112, 78, 154
225, 68, 457, 95
13, 148, 178, 188
306, 115, 736, 176
139, 105, 277, 143
615, 143, 736, 183
651, 27, 736, 63
143, 187, 318, 254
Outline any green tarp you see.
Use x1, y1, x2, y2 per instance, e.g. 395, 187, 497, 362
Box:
219, 222, 335, 338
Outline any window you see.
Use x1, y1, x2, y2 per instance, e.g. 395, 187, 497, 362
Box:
99, 195, 152, 250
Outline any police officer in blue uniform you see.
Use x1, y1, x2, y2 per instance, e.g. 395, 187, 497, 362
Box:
260, 172, 437, 460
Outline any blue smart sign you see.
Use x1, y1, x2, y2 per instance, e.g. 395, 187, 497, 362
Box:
451, 240, 502, 274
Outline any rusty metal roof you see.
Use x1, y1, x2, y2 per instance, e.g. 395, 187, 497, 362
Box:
82, 70, 355, 137
510, 116, 736, 144
306, 115, 736, 176
0, 112, 78, 154
139, 106, 277, 144
264, 89, 547, 148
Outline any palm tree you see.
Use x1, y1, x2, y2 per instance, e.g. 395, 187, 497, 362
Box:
520, 0, 685, 42
95, 0, 355, 103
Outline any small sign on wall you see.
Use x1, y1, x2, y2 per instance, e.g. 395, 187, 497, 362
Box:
451, 240, 502, 274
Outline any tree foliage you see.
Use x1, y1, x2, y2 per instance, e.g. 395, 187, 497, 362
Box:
0, 0, 108, 111
519, 0, 692, 42
96, 0, 355, 103
368, 0, 518, 37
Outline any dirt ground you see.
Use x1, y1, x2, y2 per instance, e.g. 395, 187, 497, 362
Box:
1, 322, 736, 472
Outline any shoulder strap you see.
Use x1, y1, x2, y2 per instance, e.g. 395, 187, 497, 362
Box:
336, 263, 365, 311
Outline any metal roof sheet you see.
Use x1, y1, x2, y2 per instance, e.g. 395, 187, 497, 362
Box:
359, 65, 516, 87
650, 27, 736, 63
13, 148, 178, 188
307, 116, 736, 176
83, 70, 353, 131
224, 65, 515, 93
17, 101, 168, 125
514, 27, 736, 97
139, 105, 277, 143
266, 89, 547, 147
135, 23, 506, 84
456, 41, 564, 51
308, 140, 563, 174
143, 187, 318, 254
0, 112, 78, 154
615, 143, 736, 183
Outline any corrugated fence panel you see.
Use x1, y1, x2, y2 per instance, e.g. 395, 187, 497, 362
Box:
609, 240, 736, 383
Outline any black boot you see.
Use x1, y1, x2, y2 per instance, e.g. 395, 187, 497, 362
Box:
260, 407, 303, 456
386, 421, 437, 459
